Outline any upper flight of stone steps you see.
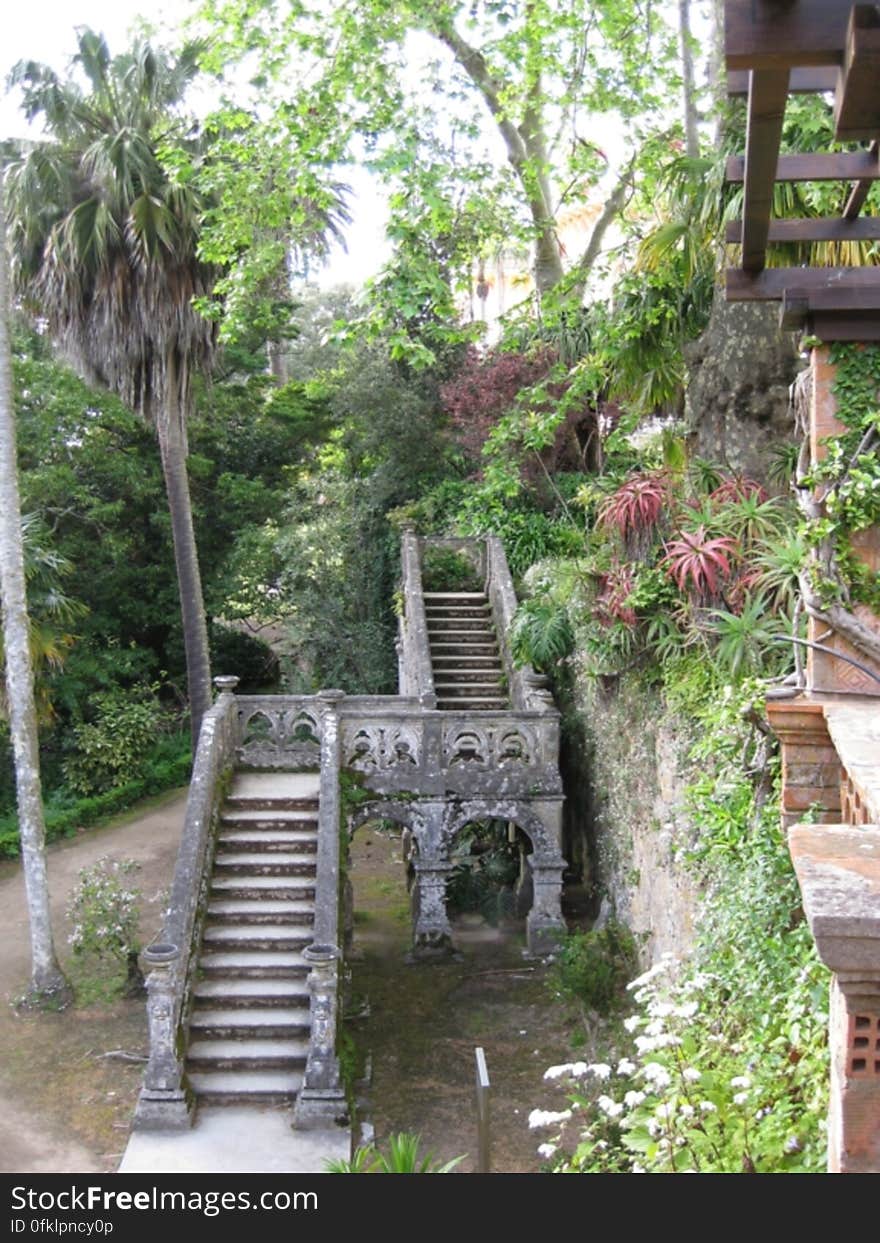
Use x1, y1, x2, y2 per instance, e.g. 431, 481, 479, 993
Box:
184, 772, 318, 1106
423, 591, 508, 711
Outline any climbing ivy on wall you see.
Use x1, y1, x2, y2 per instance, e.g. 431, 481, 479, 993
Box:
814, 343, 880, 612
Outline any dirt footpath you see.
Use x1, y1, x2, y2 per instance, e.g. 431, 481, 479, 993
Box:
0, 790, 187, 1173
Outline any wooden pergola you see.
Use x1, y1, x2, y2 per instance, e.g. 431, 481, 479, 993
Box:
724, 1, 880, 340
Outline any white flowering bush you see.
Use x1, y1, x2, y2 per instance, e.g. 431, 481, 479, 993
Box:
67, 857, 144, 996
532, 951, 828, 1174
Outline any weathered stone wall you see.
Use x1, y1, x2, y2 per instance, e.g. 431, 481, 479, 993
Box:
562, 675, 702, 964
684, 298, 802, 485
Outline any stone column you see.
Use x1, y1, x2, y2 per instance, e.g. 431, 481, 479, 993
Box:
526, 859, 567, 955
410, 858, 454, 959
133, 944, 191, 1130
789, 823, 880, 1172
764, 700, 842, 829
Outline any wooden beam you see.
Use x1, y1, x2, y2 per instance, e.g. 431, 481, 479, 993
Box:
728, 67, 838, 96
808, 313, 880, 341
727, 266, 880, 302
725, 1, 851, 71
727, 150, 880, 184
725, 217, 880, 243
844, 140, 880, 220
781, 297, 880, 340
741, 70, 790, 272
780, 285, 880, 329
834, 6, 880, 140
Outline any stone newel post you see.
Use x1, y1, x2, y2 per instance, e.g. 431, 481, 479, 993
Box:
133, 943, 191, 1130
293, 690, 348, 1129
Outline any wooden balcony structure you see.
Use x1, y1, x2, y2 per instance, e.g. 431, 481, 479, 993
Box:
724, 1, 880, 341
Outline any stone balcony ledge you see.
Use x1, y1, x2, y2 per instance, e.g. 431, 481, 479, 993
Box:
789, 824, 880, 978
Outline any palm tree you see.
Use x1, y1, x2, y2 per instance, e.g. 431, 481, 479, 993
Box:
5, 30, 218, 745
0, 166, 71, 1006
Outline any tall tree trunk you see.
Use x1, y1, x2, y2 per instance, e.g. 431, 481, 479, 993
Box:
158, 351, 212, 749
435, 20, 563, 299
678, 0, 700, 158
0, 169, 71, 1007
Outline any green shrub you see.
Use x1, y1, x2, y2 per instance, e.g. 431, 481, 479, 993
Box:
420, 547, 482, 593
549, 922, 638, 1016
63, 687, 164, 796
510, 597, 575, 671
327, 1133, 465, 1173
209, 622, 280, 690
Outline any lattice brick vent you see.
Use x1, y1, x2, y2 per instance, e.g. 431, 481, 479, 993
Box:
849, 1014, 880, 1076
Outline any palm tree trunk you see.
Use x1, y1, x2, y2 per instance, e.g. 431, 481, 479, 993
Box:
158, 351, 212, 749
0, 169, 71, 1007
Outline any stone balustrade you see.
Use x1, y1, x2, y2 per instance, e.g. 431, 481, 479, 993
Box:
137, 533, 568, 1131
135, 682, 240, 1130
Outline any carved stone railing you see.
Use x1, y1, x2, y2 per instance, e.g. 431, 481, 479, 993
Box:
293, 689, 347, 1128
231, 688, 562, 800
134, 682, 239, 1130
398, 527, 436, 706
340, 699, 562, 799
484, 535, 531, 710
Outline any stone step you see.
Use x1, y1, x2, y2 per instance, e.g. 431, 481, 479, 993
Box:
217, 830, 318, 853
189, 1008, 310, 1041
187, 1069, 303, 1104
435, 683, 507, 694
433, 672, 505, 687
210, 876, 316, 901
427, 619, 495, 633
430, 645, 500, 659
433, 676, 505, 689
422, 591, 487, 599
223, 796, 319, 812
187, 1038, 309, 1072
220, 808, 319, 827
212, 854, 317, 877
202, 924, 312, 952
207, 898, 315, 925
425, 607, 491, 620
198, 950, 310, 978
436, 698, 508, 711
431, 653, 502, 666
229, 773, 320, 802
192, 978, 310, 1008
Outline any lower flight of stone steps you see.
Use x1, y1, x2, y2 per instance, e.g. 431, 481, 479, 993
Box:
186, 1069, 304, 1106
183, 770, 322, 1108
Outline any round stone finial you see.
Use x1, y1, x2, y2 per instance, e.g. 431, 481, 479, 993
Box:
304, 943, 339, 965
213, 675, 240, 694
143, 942, 179, 967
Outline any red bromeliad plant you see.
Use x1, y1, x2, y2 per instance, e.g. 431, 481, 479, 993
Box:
597, 471, 671, 542
594, 563, 637, 627
708, 476, 767, 505
662, 526, 738, 600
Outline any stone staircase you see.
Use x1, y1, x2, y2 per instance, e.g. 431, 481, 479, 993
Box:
185, 772, 318, 1106
424, 590, 508, 711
